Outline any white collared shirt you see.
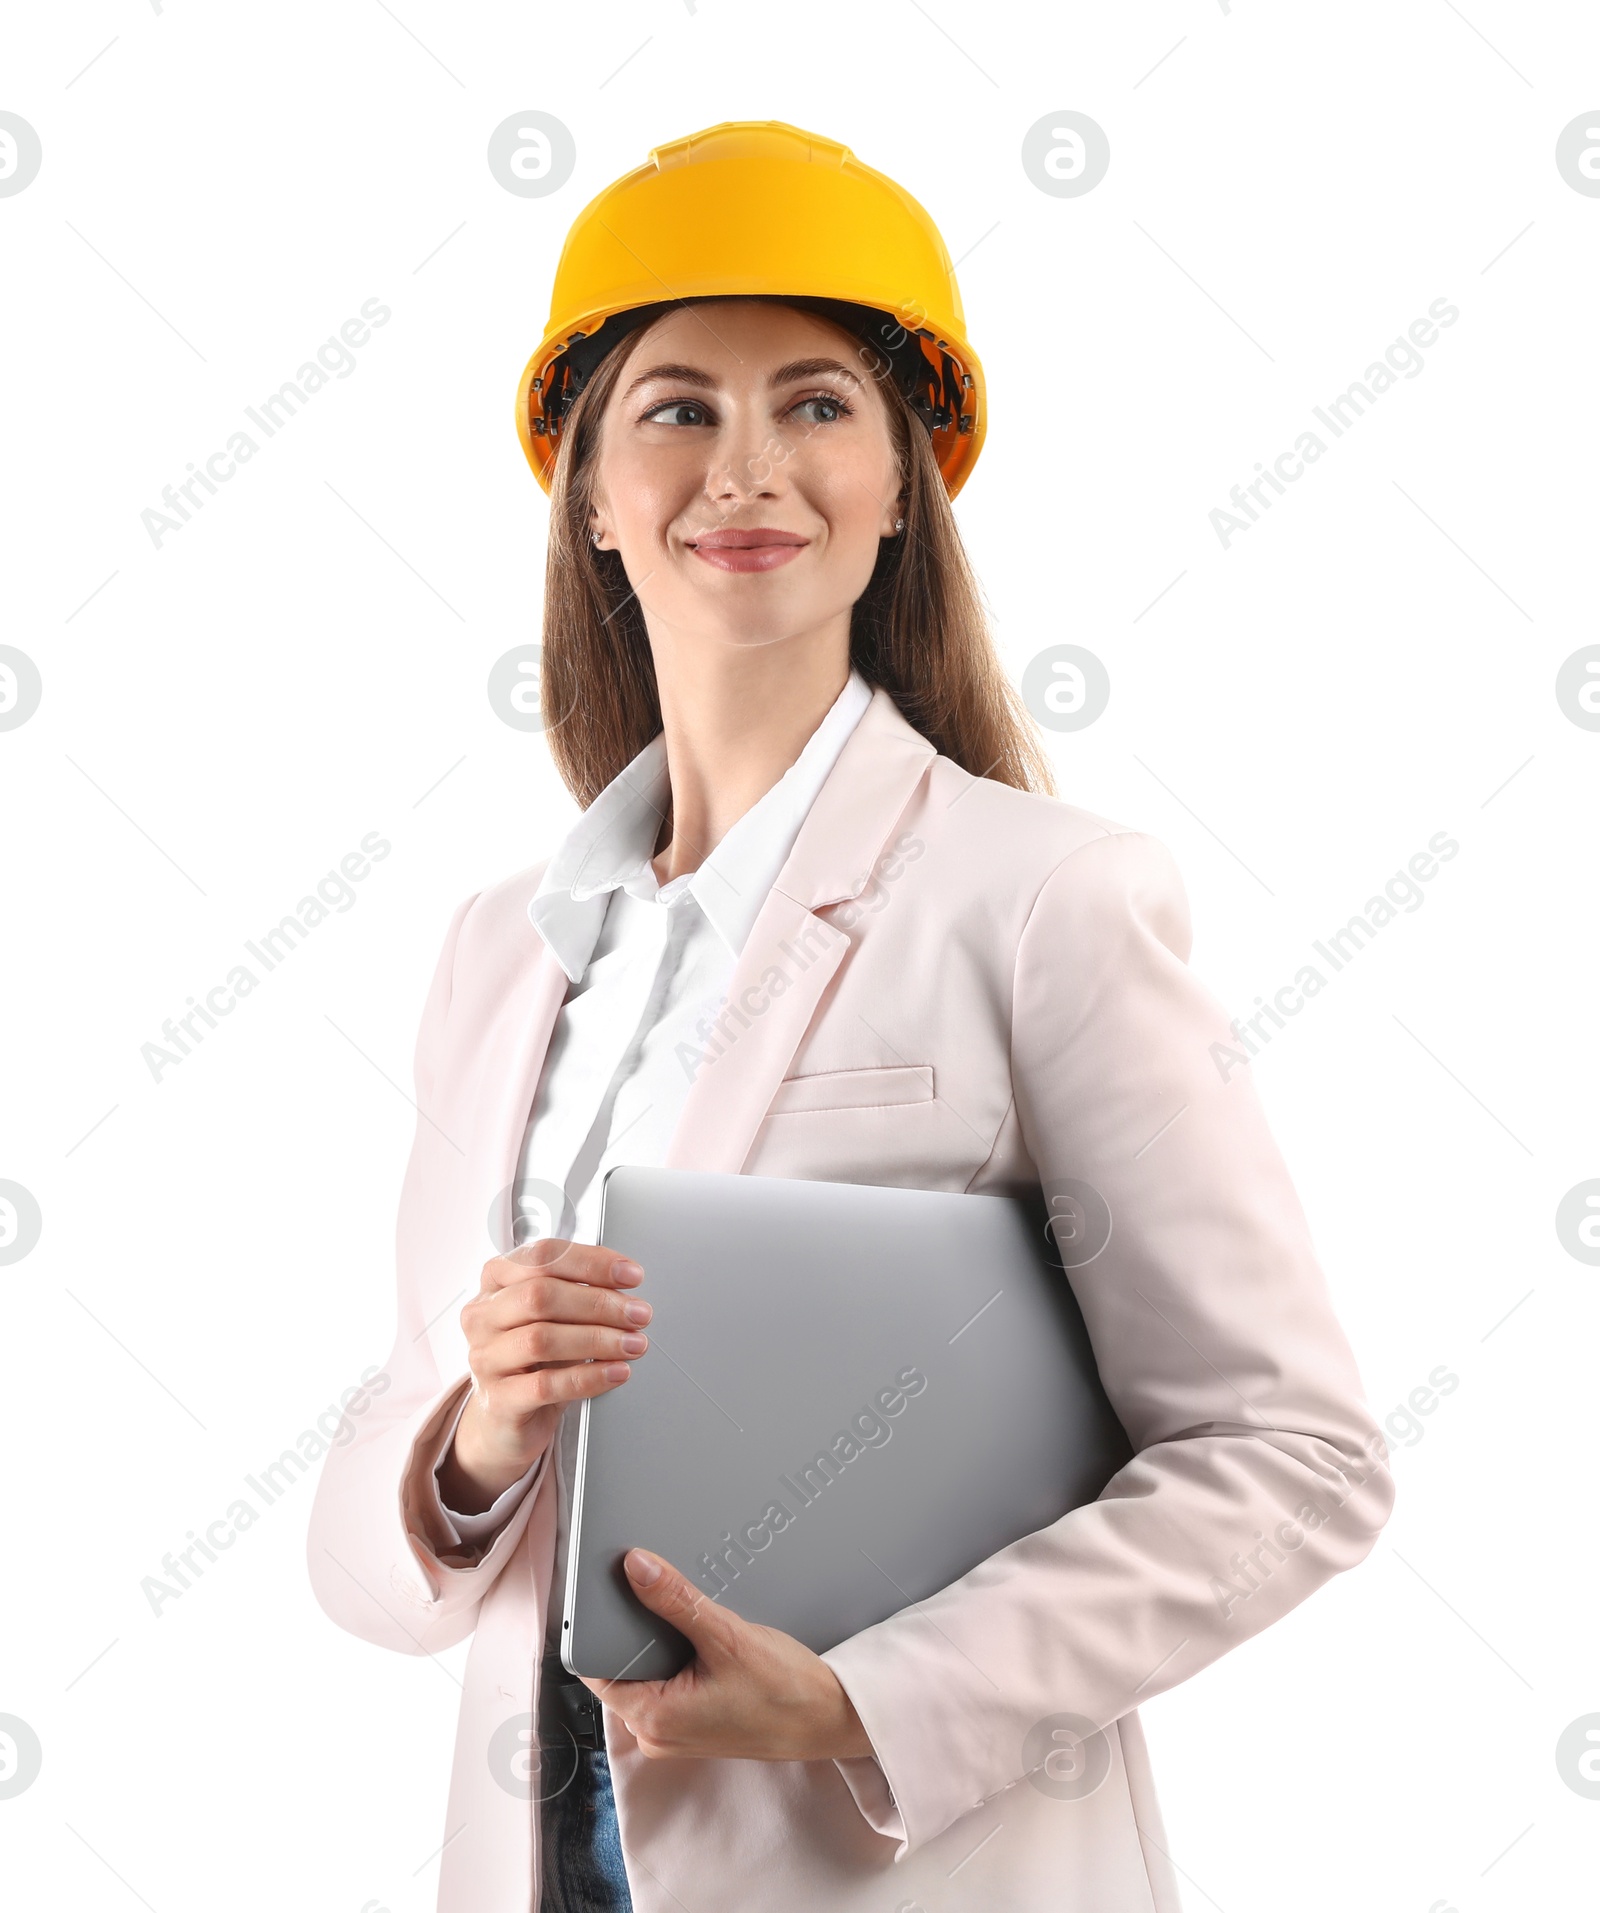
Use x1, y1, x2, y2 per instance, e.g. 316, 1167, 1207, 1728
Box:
431, 669, 875, 1616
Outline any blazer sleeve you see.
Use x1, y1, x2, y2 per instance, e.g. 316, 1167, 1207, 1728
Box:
430, 1392, 544, 1543
821, 827, 1395, 1857
305, 890, 554, 1656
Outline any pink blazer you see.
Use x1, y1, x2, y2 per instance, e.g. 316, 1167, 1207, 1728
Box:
307, 685, 1394, 1912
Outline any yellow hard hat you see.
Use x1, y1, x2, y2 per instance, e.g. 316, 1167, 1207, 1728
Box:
516, 119, 985, 498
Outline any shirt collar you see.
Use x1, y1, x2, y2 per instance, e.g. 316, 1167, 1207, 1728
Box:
530, 669, 873, 982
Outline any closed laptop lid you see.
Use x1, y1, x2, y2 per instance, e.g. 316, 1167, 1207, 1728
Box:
563, 1167, 1131, 1681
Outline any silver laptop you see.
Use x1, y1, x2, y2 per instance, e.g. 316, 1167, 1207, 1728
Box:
561, 1167, 1131, 1680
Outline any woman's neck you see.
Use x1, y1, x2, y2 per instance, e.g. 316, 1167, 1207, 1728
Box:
647, 626, 853, 885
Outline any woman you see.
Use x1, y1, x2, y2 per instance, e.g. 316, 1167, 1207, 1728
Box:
307, 121, 1394, 1913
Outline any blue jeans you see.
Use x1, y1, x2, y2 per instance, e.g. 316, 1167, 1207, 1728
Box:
540, 1745, 633, 1912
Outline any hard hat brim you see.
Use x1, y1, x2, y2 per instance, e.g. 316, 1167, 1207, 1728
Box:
515, 291, 985, 500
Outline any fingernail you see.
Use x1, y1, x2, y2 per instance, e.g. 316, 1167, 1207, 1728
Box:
623, 1299, 653, 1325
619, 1333, 648, 1356
625, 1549, 661, 1585
612, 1258, 645, 1286
604, 1363, 631, 1383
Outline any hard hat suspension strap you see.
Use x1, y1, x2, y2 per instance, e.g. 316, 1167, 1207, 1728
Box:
530, 296, 969, 454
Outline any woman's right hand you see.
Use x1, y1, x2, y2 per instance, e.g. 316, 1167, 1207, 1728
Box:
437, 1238, 651, 1515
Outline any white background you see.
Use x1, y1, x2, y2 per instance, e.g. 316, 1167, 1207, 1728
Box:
3, 3, 1597, 1910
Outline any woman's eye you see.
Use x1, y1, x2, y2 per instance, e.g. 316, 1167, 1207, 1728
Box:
643, 400, 711, 427
792, 394, 849, 424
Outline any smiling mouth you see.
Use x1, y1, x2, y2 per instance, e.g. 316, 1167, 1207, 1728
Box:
687, 527, 809, 574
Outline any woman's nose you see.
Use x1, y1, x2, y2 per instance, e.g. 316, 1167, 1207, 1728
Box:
703, 415, 786, 512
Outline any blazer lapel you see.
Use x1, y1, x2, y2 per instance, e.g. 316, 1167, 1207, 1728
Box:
666, 686, 936, 1175
663, 885, 851, 1174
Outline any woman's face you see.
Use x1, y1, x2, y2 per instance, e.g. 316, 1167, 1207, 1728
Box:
587, 300, 904, 654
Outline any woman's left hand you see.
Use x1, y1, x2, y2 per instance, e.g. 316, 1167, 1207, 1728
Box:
577, 1548, 875, 1763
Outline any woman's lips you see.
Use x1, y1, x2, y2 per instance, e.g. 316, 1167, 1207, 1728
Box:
688, 528, 809, 574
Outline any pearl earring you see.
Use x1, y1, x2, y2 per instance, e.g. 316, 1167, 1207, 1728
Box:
591, 530, 602, 547
894, 517, 905, 533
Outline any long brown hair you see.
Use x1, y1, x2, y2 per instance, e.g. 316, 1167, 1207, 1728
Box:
538, 302, 1056, 810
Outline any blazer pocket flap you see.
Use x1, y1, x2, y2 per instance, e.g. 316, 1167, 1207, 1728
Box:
766, 1064, 934, 1116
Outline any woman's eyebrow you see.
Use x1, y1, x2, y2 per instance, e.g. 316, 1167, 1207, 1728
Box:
767, 357, 861, 388
622, 356, 865, 404
621, 362, 718, 401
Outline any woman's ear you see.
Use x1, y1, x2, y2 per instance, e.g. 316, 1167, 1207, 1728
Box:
587, 471, 613, 550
